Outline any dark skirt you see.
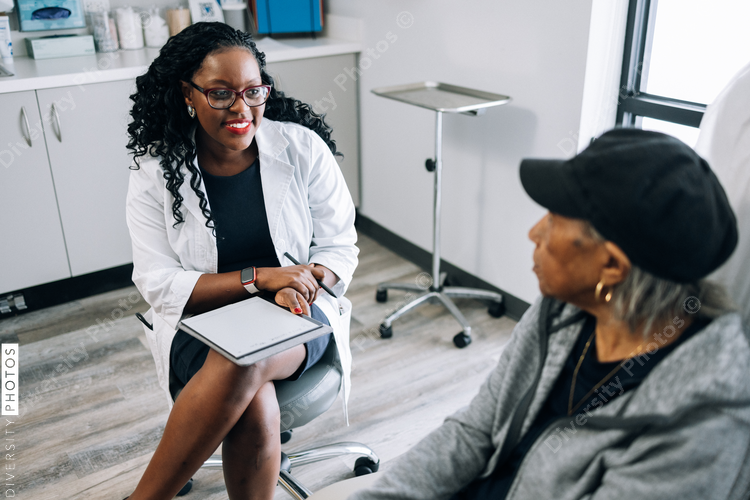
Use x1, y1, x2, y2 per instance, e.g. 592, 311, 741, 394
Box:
170, 302, 332, 387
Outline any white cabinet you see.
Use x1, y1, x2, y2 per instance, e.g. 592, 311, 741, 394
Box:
37, 80, 134, 276
0, 80, 134, 293
0, 91, 71, 292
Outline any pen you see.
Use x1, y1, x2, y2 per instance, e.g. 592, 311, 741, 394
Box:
283, 252, 338, 298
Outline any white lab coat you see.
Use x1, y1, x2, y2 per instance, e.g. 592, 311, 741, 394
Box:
125, 118, 358, 420
695, 61, 750, 329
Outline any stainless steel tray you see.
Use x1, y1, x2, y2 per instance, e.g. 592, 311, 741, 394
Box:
371, 81, 511, 115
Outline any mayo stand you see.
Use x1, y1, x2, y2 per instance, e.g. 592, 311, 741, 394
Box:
371, 82, 511, 348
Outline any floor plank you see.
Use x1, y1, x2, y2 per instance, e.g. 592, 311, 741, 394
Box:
0, 232, 516, 499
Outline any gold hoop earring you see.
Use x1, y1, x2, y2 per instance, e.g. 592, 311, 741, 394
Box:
187, 105, 196, 118
595, 280, 604, 301
595, 280, 613, 303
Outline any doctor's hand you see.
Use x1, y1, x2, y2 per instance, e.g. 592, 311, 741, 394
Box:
275, 287, 312, 316
255, 265, 324, 303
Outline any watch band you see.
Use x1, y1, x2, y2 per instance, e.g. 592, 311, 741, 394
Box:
240, 266, 259, 294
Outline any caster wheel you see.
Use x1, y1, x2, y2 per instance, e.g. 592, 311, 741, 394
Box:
354, 457, 380, 476
177, 478, 193, 496
488, 301, 505, 318
379, 323, 393, 339
453, 332, 472, 348
375, 289, 388, 303
280, 429, 293, 444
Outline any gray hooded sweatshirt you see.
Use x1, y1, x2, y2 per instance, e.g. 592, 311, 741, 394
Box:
350, 297, 750, 500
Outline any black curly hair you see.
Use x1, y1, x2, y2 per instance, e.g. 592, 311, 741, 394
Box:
127, 22, 339, 228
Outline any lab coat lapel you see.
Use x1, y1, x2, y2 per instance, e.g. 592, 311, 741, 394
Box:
255, 119, 293, 242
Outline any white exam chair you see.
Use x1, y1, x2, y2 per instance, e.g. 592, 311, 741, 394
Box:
695, 61, 750, 329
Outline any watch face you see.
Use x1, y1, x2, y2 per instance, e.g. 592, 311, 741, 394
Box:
241, 267, 255, 284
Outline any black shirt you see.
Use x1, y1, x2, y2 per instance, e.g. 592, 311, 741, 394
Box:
200, 158, 280, 273
454, 314, 710, 500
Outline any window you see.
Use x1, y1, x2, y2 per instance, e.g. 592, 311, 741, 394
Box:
616, 0, 750, 146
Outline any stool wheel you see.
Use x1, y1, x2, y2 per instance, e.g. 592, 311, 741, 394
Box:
280, 429, 293, 444
176, 478, 193, 496
379, 324, 393, 339
354, 457, 380, 476
453, 332, 472, 348
375, 289, 388, 303
488, 301, 505, 318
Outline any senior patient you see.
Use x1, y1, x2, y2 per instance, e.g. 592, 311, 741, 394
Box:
350, 129, 750, 500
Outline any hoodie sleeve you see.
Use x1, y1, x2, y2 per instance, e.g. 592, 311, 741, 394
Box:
348, 299, 545, 500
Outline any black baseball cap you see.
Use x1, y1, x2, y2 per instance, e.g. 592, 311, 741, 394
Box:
520, 128, 737, 283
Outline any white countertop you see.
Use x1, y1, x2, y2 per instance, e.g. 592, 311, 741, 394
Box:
0, 36, 361, 94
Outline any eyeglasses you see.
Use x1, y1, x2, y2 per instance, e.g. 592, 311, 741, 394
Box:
190, 81, 272, 109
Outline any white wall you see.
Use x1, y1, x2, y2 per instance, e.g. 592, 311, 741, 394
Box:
326, 0, 596, 304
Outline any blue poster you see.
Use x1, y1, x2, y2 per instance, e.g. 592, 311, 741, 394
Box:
17, 0, 86, 31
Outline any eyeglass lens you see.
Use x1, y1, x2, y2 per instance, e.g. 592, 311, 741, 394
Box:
207, 87, 269, 108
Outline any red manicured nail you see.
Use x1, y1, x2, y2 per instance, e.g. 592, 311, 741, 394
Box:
294, 307, 302, 314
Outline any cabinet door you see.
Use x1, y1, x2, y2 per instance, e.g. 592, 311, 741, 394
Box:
37, 80, 135, 277
267, 54, 361, 206
0, 91, 71, 292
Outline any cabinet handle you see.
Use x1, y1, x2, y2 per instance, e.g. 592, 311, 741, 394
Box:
51, 103, 62, 142
20, 106, 32, 147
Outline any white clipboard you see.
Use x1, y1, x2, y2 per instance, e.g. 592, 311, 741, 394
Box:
178, 297, 332, 366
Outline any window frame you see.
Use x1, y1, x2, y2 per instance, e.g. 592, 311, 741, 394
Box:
616, 0, 707, 129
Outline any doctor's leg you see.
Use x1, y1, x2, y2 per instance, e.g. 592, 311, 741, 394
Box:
127, 345, 305, 500
223, 381, 281, 499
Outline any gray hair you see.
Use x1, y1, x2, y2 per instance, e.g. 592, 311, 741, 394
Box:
584, 223, 735, 337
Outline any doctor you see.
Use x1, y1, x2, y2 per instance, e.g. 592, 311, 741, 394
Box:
124, 22, 357, 500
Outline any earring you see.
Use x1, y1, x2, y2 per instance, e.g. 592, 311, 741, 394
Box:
595, 280, 613, 303
594, 281, 604, 301
187, 105, 196, 118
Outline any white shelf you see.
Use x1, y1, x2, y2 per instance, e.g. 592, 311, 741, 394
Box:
0, 37, 361, 94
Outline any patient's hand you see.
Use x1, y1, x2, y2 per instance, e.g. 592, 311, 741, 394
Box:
275, 287, 311, 316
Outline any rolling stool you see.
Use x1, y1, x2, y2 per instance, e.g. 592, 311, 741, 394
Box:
371, 82, 512, 348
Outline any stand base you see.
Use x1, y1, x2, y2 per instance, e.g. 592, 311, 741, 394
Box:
375, 282, 504, 347
200, 442, 379, 500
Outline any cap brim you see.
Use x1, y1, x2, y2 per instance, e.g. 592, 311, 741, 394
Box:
520, 158, 585, 219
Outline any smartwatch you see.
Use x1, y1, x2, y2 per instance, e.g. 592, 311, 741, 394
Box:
241, 266, 259, 294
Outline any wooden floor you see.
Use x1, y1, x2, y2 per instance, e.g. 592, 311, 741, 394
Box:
0, 233, 517, 499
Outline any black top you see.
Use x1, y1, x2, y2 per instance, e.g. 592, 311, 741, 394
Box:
454, 314, 710, 500
200, 158, 280, 273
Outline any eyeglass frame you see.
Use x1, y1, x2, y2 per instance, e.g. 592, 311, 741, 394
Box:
189, 81, 272, 109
